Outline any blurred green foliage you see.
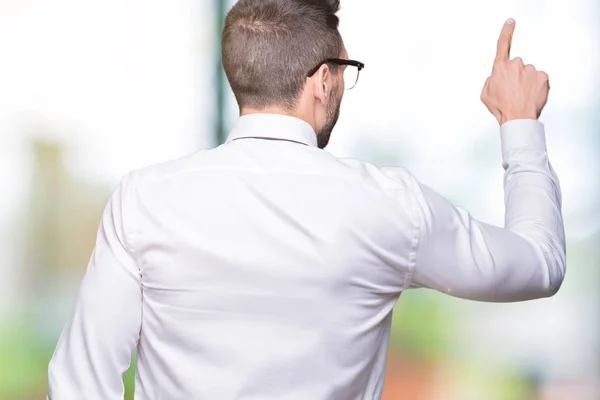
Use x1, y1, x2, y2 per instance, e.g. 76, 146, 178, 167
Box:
390, 290, 456, 361
0, 320, 52, 399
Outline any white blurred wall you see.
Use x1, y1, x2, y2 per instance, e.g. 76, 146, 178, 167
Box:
0, 0, 216, 312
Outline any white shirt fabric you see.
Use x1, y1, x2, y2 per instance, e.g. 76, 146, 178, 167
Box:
47, 113, 566, 400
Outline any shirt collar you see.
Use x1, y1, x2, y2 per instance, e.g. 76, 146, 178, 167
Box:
226, 113, 319, 148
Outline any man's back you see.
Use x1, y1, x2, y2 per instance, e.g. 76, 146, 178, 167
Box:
120, 114, 414, 399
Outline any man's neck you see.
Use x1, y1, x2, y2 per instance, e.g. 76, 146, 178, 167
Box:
240, 106, 288, 116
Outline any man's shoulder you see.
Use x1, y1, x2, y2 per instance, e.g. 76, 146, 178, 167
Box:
125, 147, 226, 185
334, 156, 418, 193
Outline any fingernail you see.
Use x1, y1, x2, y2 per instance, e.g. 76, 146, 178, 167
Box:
506, 18, 515, 24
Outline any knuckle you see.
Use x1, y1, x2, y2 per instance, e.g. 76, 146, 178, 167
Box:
512, 57, 524, 65
539, 71, 549, 81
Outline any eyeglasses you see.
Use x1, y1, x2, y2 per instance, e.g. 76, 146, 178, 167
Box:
307, 58, 365, 90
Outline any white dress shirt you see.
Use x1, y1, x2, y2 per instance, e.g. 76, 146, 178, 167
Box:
47, 113, 565, 400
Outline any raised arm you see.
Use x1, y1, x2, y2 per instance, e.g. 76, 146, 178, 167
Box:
403, 19, 565, 301
47, 174, 142, 399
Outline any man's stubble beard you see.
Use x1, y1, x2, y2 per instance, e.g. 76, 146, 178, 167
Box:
316, 84, 343, 149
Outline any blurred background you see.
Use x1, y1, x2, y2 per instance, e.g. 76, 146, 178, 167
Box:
0, 0, 598, 399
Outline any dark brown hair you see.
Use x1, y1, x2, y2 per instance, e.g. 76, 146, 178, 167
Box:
222, 0, 343, 111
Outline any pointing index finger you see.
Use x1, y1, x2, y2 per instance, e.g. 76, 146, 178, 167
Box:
495, 18, 515, 62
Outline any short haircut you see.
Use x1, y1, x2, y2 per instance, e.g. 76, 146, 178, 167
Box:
222, 0, 343, 111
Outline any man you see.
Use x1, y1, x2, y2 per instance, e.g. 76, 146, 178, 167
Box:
47, 0, 565, 399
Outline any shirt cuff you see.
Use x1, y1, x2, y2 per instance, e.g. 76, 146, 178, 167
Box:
500, 119, 547, 162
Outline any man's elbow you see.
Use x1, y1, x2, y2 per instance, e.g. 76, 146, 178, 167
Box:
548, 261, 566, 297
542, 243, 567, 298
493, 242, 566, 302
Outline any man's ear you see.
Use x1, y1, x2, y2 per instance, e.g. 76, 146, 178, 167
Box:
312, 64, 330, 106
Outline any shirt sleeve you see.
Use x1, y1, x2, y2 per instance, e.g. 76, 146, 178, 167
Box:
47, 173, 142, 399
406, 120, 566, 302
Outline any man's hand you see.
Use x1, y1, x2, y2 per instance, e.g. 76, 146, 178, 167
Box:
480, 19, 550, 125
